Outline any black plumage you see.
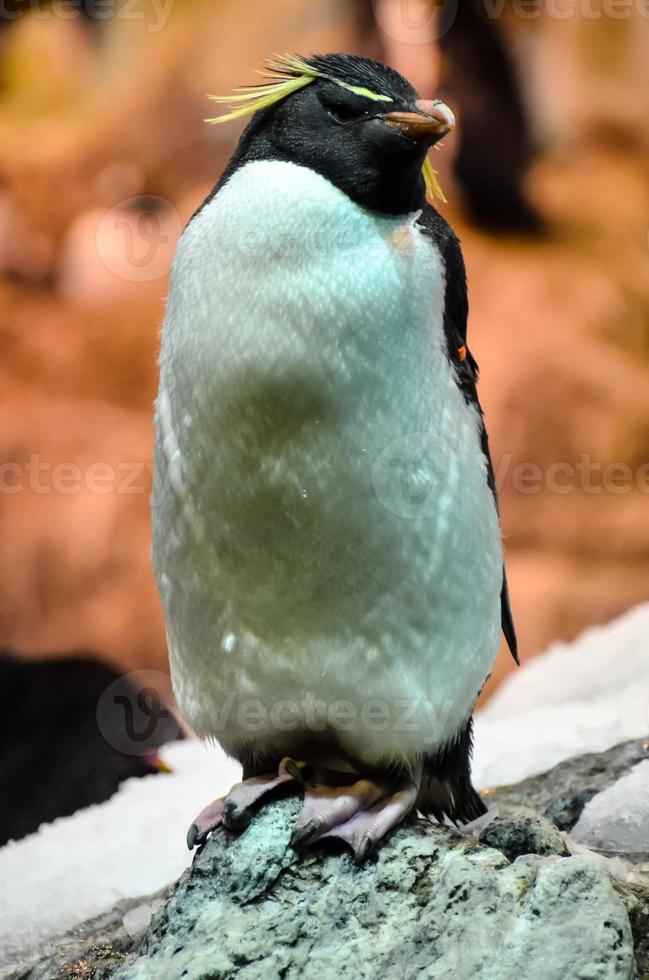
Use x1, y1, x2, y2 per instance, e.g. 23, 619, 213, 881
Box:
200, 53, 429, 218
417, 205, 519, 666
0, 652, 180, 845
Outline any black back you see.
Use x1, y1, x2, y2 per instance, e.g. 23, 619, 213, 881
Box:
416, 205, 518, 664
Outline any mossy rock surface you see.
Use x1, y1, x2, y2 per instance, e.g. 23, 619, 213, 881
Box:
7, 742, 649, 980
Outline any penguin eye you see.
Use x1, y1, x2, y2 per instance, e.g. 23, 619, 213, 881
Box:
328, 106, 356, 126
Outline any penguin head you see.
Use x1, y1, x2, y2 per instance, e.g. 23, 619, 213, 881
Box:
209, 54, 455, 216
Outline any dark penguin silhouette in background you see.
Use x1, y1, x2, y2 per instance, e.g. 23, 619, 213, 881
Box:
356, 0, 543, 232
0, 652, 179, 846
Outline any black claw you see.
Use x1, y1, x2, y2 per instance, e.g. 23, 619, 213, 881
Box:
290, 820, 319, 849
283, 758, 305, 783
187, 823, 207, 850
354, 835, 375, 865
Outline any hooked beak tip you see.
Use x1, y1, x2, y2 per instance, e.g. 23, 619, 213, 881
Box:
416, 99, 456, 133
383, 100, 456, 144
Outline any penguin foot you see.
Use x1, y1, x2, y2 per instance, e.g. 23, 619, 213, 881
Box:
187, 757, 421, 863
187, 797, 226, 849
290, 763, 422, 864
186, 762, 298, 849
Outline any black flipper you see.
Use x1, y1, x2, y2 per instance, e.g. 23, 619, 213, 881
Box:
418, 717, 486, 824
416, 205, 518, 664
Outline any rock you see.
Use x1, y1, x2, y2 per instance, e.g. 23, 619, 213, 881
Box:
483, 737, 649, 978
622, 882, 649, 980
487, 737, 649, 834
5, 740, 649, 980
110, 800, 632, 979
0, 892, 166, 980
479, 814, 569, 862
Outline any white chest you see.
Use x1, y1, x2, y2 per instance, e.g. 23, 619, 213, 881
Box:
153, 161, 502, 763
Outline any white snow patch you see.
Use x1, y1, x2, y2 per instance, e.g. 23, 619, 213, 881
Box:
0, 740, 239, 968
474, 602, 649, 788
483, 601, 649, 719
473, 692, 648, 790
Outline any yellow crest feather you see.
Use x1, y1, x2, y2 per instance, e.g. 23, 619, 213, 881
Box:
206, 54, 320, 125
422, 155, 447, 205
205, 75, 313, 125
206, 53, 395, 126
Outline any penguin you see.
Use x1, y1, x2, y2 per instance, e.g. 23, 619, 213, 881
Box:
437, 0, 542, 232
152, 53, 517, 864
0, 651, 176, 846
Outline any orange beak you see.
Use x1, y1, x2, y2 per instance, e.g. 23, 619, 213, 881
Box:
383, 99, 456, 144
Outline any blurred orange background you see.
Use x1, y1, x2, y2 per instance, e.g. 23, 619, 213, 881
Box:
0, 0, 648, 703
